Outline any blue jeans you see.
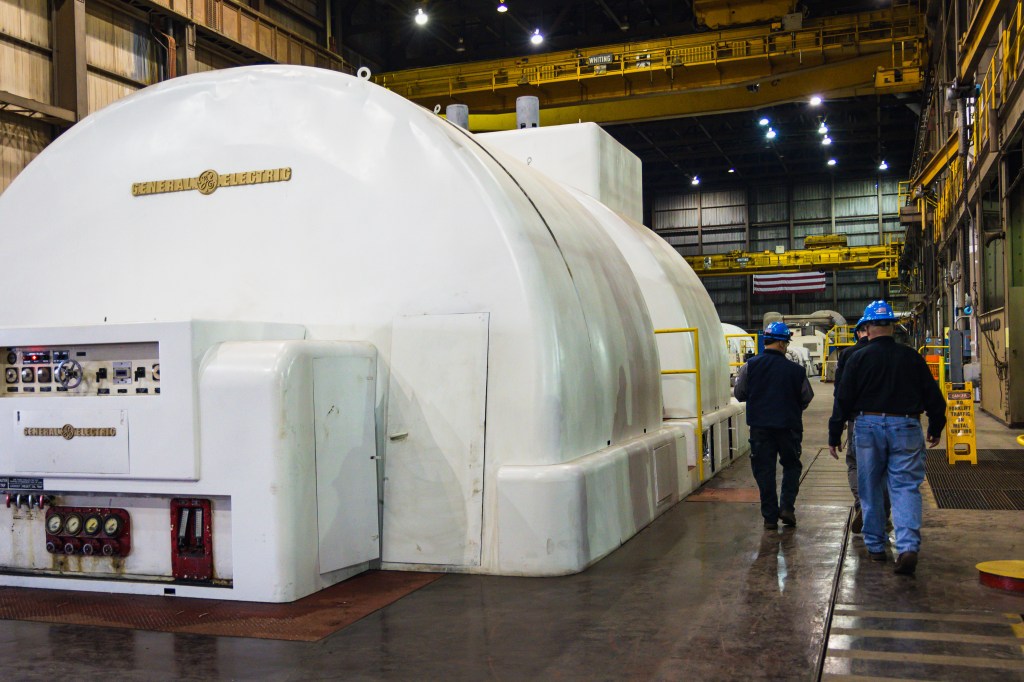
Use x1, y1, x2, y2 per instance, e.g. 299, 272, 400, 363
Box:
854, 414, 926, 554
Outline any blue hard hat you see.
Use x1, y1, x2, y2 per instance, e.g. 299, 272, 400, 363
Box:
854, 316, 868, 331
764, 321, 793, 342
861, 300, 897, 323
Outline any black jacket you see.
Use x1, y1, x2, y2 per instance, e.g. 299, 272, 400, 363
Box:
831, 336, 947, 444
735, 349, 814, 431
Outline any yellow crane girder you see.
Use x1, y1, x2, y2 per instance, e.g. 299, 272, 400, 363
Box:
683, 242, 903, 280
374, 6, 925, 128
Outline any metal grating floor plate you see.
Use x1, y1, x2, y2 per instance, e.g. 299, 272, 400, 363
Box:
925, 450, 1024, 510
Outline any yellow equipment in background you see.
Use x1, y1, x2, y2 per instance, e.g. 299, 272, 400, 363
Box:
944, 382, 977, 465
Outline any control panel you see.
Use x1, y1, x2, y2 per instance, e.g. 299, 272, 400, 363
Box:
2, 342, 160, 397
170, 498, 213, 582
44, 506, 131, 557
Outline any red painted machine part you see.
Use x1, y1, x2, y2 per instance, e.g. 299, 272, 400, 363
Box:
170, 498, 214, 583
43, 506, 131, 557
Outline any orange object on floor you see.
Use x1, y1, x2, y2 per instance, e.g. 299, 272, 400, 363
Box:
0, 570, 441, 641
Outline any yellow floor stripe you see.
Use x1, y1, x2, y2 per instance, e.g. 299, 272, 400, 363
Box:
827, 648, 1024, 670
833, 608, 1019, 625
829, 627, 1022, 646
819, 671, 937, 675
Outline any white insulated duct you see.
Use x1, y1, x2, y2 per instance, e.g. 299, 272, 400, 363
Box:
0, 66, 740, 600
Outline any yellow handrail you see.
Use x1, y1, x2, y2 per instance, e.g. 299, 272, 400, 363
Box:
725, 333, 758, 367
821, 324, 857, 380
655, 327, 704, 482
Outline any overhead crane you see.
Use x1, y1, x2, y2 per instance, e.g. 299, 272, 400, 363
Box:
374, 5, 926, 130
682, 235, 903, 280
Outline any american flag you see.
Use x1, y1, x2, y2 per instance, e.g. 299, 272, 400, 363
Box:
752, 272, 827, 294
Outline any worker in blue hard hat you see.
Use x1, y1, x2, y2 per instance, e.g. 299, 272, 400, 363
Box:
832, 300, 946, 576
828, 314, 890, 533
734, 321, 814, 530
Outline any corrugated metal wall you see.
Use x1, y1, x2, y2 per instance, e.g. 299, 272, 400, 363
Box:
0, 0, 54, 193
653, 178, 901, 328
85, 3, 161, 113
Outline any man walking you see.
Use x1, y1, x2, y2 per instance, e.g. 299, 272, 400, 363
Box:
831, 301, 946, 575
735, 322, 814, 530
827, 317, 877, 533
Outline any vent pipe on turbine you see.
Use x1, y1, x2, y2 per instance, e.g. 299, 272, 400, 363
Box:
446, 104, 469, 130
516, 96, 539, 129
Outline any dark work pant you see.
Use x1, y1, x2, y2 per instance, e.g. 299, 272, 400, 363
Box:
749, 426, 803, 521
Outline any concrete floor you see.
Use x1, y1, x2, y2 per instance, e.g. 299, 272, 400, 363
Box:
1, 379, 1022, 680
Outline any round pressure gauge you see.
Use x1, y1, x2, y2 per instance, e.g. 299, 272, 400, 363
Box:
37, 366, 52, 383
20, 367, 34, 383
103, 515, 122, 537
64, 513, 83, 536
5, 368, 17, 384
6, 351, 17, 364
46, 514, 64, 535
83, 515, 101, 536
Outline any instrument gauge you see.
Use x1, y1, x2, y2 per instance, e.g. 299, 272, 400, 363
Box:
83, 515, 101, 536
46, 514, 64, 535
20, 367, 34, 383
5, 351, 16, 364
5, 368, 17, 384
37, 366, 52, 383
64, 513, 83, 536
103, 515, 122, 537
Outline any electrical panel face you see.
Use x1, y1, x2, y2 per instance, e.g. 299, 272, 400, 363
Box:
2, 342, 160, 397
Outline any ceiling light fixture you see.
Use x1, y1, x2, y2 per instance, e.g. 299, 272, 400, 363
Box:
810, 95, 822, 106
414, 7, 428, 25
758, 117, 770, 126
818, 122, 828, 135
728, 168, 735, 174
691, 176, 700, 186
827, 158, 837, 166
822, 136, 832, 145
766, 127, 776, 139
456, 37, 465, 52
530, 28, 543, 45
879, 160, 889, 170
497, 0, 508, 12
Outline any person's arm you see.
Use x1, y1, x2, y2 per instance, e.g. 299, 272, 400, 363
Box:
799, 377, 813, 410
734, 363, 749, 402
920, 358, 947, 446
827, 396, 845, 450
833, 347, 848, 395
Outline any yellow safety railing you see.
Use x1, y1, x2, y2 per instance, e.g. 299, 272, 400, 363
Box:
932, 0, 1024, 242
919, 344, 949, 388
725, 333, 758, 367
821, 325, 857, 380
655, 327, 704, 482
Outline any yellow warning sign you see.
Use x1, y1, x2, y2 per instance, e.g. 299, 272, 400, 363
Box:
944, 381, 977, 465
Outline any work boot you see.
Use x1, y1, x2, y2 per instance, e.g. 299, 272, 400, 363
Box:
894, 551, 918, 575
778, 509, 797, 527
851, 506, 863, 534
868, 550, 887, 562
764, 519, 778, 530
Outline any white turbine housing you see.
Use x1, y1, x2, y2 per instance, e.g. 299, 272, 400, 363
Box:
0, 66, 745, 602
